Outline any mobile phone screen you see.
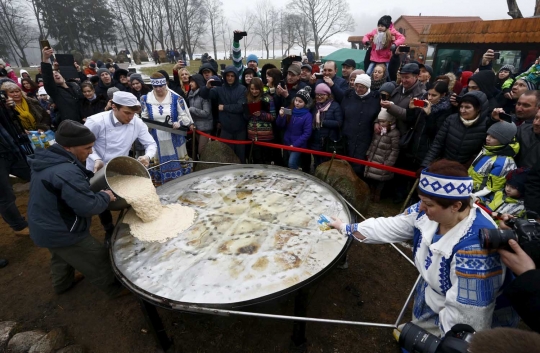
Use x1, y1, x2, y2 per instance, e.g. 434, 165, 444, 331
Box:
40, 40, 51, 49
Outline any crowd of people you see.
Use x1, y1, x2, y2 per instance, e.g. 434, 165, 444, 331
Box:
1, 14, 540, 349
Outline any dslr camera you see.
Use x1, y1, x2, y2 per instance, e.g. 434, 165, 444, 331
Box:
399, 322, 474, 353
480, 216, 540, 250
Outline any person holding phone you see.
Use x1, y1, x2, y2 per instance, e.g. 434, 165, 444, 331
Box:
362, 15, 405, 76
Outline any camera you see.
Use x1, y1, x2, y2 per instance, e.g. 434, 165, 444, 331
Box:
480, 216, 540, 250
399, 322, 474, 353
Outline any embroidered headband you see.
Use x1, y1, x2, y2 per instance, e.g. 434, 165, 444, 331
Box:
419, 169, 473, 199
150, 78, 167, 86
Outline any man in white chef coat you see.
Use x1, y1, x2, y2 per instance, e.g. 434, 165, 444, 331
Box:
85, 91, 157, 245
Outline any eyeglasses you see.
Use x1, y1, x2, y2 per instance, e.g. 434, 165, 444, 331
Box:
315, 94, 328, 97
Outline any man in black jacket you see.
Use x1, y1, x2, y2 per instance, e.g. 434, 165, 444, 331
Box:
41, 48, 83, 126
94, 68, 125, 98
200, 66, 247, 162
27, 120, 125, 297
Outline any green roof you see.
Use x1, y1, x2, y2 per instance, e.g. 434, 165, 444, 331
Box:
321, 48, 367, 75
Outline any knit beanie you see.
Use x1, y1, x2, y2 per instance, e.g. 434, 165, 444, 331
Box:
517, 78, 537, 91
295, 86, 312, 106
56, 120, 96, 147
97, 68, 110, 77
315, 83, 331, 95
377, 108, 395, 123
246, 54, 259, 65
498, 64, 515, 74
379, 81, 397, 94
129, 74, 144, 85
354, 74, 371, 88
378, 15, 392, 29
487, 121, 517, 145
506, 168, 529, 197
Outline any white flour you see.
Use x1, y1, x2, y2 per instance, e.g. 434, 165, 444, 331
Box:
108, 175, 195, 242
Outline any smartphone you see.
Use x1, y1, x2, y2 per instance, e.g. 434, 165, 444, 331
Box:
279, 81, 286, 89
413, 98, 427, 108
493, 52, 501, 60
238, 31, 247, 37
210, 80, 222, 87
400, 45, 410, 53
499, 112, 513, 123
380, 93, 390, 101
315, 73, 324, 79
282, 108, 292, 115
40, 39, 51, 49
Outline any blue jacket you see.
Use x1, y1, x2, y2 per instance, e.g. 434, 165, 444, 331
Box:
276, 108, 313, 148
200, 65, 247, 133
27, 144, 110, 248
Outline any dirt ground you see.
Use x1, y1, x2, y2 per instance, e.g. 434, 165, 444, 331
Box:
0, 185, 418, 353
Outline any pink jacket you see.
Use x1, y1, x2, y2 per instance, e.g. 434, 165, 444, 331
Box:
5, 67, 21, 88
363, 27, 406, 63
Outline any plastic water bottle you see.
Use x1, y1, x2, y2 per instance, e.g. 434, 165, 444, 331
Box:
40, 133, 50, 148
31, 134, 41, 149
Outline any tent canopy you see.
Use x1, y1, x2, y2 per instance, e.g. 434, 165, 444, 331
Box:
321, 49, 367, 76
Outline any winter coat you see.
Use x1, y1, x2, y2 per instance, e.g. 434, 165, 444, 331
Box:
41, 62, 83, 125
94, 78, 126, 99
483, 190, 525, 218
505, 269, 540, 333
198, 63, 218, 76
200, 66, 247, 133
84, 67, 96, 76
362, 27, 406, 63
309, 100, 343, 150
422, 91, 494, 168
525, 163, 540, 216
276, 107, 313, 148
276, 80, 308, 109
79, 96, 107, 122
341, 90, 381, 174
404, 96, 452, 164
27, 144, 110, 248
188, 84, 212, 132
24, 97, 51, 131
468, 70, 501, 113
364, 127, 400, 181
387, 80, 426, 135
247, 93, 275, 141
516, 122, 540, 168
314, 77, 349, 103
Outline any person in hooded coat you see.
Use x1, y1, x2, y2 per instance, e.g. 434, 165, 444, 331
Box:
200, 66, 248, 162
467, 70, 500, 113
422, 91, 496, 168
188, 73, 212, 154
94, 68, 125, 98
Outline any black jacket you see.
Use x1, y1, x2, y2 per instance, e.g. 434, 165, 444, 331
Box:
468, 70, 501, 113
516, 121, 540, 168
79, 96, 108, 121
200, 65, 247, 133
94, 78, 126, 99
341, 89, 381, 174
422, 91, 494, 167
504, 269, 540, 333
27, 144, 110, 248
525, 162, 540, 216
41, 62, 83, 125
309, 100, 343, 150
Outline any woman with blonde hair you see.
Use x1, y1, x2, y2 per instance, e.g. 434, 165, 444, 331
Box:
362, 16, 405, 76
370, 64, 387, 91
140, 72, 194, 185
1, 81, 50, 131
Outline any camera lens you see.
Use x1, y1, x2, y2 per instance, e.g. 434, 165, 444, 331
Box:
399, 322, 441, 353
479, 228, 518, 250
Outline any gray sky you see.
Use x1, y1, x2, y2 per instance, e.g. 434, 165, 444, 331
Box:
224, 0, 535, 46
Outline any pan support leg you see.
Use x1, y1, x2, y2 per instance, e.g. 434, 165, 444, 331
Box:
290, 288, 309, 352
139, 298, 174, 352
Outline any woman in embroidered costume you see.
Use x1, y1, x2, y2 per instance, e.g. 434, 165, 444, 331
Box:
141, 72, 194, 186
330, 160, 519, 337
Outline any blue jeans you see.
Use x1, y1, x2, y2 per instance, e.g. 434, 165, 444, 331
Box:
366, 62, 389, 77
285, 151, 301, 170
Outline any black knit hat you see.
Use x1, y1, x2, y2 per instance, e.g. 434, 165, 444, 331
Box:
506, 168, 529, 197
295, 86, 312, 106
55, 120, 96, 147
378, 15, 392, 29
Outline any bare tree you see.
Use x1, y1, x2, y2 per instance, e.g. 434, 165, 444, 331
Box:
204, 0, 223, 59
280, 14, 298, 57
220, 17, 232, 59
506, 0, 523, 18
253, 1, 274, 59
175, 0, 207, 59
288, 0, 354, 59
296, 16, 313, 56
0, 0, 36, 66
235, 10, 256, 54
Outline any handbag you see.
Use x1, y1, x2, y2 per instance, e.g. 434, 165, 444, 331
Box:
399, 114, 421, 150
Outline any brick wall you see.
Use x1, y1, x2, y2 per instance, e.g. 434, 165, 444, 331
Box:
394, 19, 427, 60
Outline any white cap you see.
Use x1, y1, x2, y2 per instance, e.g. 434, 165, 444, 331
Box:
112, 91, 141, 107
354, 74, 371, 88
37, 87, 47, 96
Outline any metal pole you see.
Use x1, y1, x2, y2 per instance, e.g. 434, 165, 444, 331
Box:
323, 152, 336, 183
400, 179, 420, 214
170, 304, 396, 329
394, 274, 422, 328
192, 126, 197, 161
147, 160, 240, 170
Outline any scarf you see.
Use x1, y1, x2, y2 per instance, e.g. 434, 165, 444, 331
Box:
356, 88, 371, 98
288, 107, 309, 123
482, 141, 518, 158
460, 114, 480, 127
88, 94, 97, 102
314, 100, 333, 129
14, 98, 36, 130
370, 75, 386, 91
373, 31, 387, 51
429, 96, 451, 115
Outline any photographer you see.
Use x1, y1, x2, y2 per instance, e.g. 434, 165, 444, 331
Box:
499, 238, 540, 333
329, 160, 518, 336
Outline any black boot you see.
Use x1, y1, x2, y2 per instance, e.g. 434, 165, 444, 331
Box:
0, 259, 8, 268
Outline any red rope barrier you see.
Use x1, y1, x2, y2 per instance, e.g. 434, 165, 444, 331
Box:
196, 130, 417, 178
